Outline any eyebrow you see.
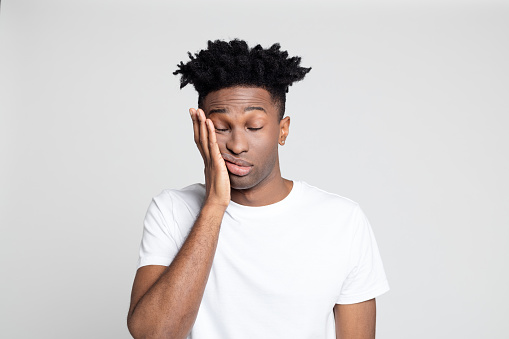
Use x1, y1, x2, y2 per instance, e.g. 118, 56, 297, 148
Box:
209, 106, 266, 115
209, 108, 227, 114
245, 106, 266, 113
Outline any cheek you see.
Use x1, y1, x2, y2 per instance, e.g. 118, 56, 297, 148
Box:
214, 134, 227, 149
248, 131, 279, 156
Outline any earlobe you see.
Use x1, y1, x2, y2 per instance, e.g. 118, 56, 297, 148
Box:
279, 116, 290, 146
279, 131, 286, 145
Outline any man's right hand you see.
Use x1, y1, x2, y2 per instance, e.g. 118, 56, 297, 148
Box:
128, 108, 230, 339
190, 108, 231, 209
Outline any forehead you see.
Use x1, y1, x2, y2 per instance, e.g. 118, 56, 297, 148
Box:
202, 87, 276, 111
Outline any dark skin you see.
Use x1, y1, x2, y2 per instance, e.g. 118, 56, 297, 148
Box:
127, 86, 376, 339
203, 86, 292, 206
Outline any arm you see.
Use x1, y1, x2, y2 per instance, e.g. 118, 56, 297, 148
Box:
127, 108, 230, 339
334, 299, 376, 339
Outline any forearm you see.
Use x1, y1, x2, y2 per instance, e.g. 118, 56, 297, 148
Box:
128, 202, 226, 339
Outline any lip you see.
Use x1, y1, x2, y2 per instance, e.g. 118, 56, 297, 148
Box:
221, 153, 253, 167
221, 153, 253, 176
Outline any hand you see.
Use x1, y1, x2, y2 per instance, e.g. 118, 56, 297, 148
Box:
190, 108, 231, 209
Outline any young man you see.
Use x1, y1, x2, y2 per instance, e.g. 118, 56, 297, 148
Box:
127, 39, 389, 339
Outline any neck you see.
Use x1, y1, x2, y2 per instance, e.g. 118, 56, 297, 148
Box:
230, 170, 293, 207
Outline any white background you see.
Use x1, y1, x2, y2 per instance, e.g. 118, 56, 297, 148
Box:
1, 0, 508, 338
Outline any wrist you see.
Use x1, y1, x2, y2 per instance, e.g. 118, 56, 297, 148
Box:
202, 199, 229, 214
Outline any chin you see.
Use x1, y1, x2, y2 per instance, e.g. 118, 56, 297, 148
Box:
228, 174, 259, 190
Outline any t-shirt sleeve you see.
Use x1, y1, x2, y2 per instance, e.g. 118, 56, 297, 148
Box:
137, 192, 180, 269
336, 204, 390, 304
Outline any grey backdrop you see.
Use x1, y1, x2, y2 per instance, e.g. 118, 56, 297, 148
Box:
1, 0, 508, 338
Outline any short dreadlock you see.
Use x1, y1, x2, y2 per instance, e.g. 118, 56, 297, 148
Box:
173, 39, 311, 119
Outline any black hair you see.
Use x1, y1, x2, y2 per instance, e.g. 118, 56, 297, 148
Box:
173, 39, 311, 119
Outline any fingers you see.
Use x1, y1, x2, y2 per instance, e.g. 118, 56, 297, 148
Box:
190, 108, 213, 162
197, 109, 210, 161
190, 108, 230, 206
189, 108, 204, 159
190, 108, 199, 144
190, 108, 225, 171
206, 119, 223, 165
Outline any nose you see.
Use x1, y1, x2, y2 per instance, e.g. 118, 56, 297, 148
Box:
225, 128, 249, 155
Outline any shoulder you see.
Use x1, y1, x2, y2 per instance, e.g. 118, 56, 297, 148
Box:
155, 183, 205, 201
293, 181, 367, 236
151, 183, 206, 215
297, 181, 360, 212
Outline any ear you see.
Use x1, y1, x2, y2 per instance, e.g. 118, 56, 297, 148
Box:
279, 116, 290, 146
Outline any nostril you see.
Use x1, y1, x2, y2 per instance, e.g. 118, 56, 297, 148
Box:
226, 133, 249, 155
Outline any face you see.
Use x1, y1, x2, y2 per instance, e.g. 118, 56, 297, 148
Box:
201, 86, 290, 190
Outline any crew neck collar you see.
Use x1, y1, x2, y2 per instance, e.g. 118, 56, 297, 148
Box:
226, 180, 301, 217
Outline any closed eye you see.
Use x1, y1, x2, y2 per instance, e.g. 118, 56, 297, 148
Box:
215, 128, 228, 132
248, 127, 263, 131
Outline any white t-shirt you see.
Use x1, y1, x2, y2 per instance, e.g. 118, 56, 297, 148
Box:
137, 180, 389, 339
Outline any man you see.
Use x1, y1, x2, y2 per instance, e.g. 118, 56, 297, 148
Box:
127, 39, 389, 339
